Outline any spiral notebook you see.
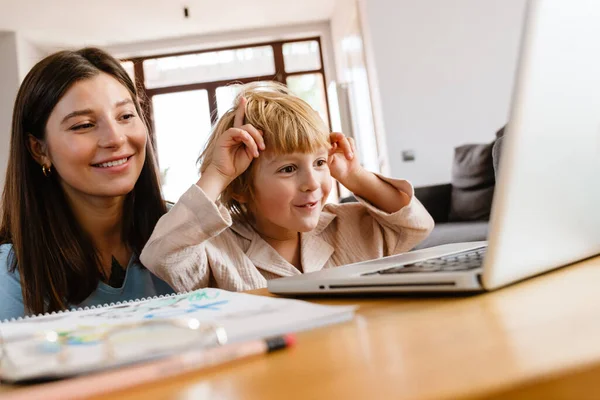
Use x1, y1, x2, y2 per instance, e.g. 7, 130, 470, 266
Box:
0, 288, 355, 383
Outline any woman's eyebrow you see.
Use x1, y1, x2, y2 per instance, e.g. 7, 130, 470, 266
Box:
60, 99, 133, 124
61, 109, 93, 124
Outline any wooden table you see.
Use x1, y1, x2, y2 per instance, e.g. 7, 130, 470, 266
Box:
3, 255, 600, 399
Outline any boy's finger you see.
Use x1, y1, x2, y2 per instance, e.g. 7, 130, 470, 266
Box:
233, 97, 247, 128
241, 132, 260, 158
231, 128, 259, 157
329, 132, 344, 144
241, 124, 265, 150
338, 137, 354, 160
347, 137, 357, 154
328, 142, 338, 156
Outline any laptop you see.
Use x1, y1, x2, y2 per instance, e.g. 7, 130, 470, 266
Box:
268, 0, 600, 295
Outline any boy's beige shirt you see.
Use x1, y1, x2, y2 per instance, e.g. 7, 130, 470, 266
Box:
141, 175, 434, 293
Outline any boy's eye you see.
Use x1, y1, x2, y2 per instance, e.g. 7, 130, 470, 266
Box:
316, 159, 327, 167
279, 165, 296, 174
121, 113, 136, 121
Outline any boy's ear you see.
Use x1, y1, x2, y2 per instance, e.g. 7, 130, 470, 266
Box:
231, 192, 248, 204
27, 134, 51, 167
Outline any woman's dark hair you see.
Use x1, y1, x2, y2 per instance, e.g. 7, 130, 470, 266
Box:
0, 48, 167, 315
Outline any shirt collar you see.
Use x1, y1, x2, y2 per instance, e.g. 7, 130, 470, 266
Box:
229, 211, 337, 275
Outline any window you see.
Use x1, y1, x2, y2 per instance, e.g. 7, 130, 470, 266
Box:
120, 61, 135, 81
287, 73, 328, 128
283, 40, 321, 72
143, 46, 275, 89
125, 37, 330, 201
152, 90, 211, 202
215, 85, 242, 118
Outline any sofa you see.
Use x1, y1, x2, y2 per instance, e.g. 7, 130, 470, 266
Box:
342, 128, 504, 250
413, 128, 505, 249
412, 182, 490, 249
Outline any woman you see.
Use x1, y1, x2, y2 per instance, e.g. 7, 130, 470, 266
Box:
0, 48, 174, 320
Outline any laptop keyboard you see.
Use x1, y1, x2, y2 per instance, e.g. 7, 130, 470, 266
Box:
363, 247, 487, 275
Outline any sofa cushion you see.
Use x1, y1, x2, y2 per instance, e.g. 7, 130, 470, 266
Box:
448, 142, 495, 222
413, 184, 452, 223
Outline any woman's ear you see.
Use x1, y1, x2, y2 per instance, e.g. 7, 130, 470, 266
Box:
27, 134, 51, 167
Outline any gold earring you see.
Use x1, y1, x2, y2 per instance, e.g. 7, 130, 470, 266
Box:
41, 165, 52, 177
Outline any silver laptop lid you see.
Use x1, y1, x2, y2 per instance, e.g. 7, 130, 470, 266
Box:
483, 0, 600, 289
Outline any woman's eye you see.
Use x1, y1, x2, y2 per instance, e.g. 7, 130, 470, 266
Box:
279, 166, 296, 173
71, 123, 94, 131
121, 113, 136, 121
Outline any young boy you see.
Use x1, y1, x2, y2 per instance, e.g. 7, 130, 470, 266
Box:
141, 82, 434, 292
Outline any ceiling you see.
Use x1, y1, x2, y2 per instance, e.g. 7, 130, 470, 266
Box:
0, 0, 338, 47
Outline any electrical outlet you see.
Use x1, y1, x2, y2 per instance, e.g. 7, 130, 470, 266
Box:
402, 150, 415, 162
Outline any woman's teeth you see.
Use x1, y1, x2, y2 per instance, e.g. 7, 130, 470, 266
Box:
95, 157, 128, 168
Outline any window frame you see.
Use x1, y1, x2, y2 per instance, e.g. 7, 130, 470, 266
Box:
123, 36, 330, 135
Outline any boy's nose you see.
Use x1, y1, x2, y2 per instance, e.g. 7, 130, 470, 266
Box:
300, 170, 320, 192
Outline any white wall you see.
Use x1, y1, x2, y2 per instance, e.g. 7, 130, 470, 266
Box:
358, 0, 526, 186
16, 34, 46, 80
0, 32, 21, 192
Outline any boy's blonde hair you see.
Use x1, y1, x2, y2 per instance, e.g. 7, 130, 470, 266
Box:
199, 81, 331, 220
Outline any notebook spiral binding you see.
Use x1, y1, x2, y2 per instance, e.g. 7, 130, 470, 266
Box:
0, 291, 189, 324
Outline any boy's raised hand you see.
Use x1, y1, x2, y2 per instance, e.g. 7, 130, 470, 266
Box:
328, 132, 362, 185
328, 132, 411, 212
198, 98, 265, 201
206, 97, 265, 184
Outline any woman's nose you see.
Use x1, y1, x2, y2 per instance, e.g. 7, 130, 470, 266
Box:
99, 121, 126, 149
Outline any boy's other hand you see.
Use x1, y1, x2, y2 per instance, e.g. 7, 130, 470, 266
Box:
328, 132, 362, 185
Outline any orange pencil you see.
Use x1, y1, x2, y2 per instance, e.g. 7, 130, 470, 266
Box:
2, 334, 296, 400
